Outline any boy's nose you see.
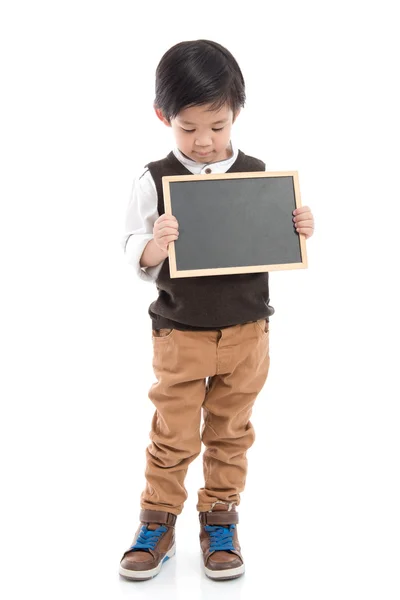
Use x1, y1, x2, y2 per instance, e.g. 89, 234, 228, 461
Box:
195, 137, 212, 147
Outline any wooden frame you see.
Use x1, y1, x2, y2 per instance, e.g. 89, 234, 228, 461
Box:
162, 171, 307, 278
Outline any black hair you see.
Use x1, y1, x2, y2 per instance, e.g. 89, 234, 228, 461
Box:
154, 40, 246, 122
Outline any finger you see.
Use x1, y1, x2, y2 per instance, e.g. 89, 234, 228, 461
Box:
158, 213, 178, 224
296, 227, 314, 237
164, 234, 179, 245
155, 225, 179, 236
292, 213, 314, 223
293, 206, 310, 215
157, 221, 179, 232
294, 217, 314, 231
294, 217, 314, 226
156, 227, 179, 239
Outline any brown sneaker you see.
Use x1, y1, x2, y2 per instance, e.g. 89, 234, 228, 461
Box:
119, 510, 177, 581
199, 503, 245, 580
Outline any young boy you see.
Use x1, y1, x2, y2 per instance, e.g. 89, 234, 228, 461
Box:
119, 39, 315, 582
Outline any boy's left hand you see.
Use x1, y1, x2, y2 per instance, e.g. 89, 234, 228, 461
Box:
292, 206, 314, 239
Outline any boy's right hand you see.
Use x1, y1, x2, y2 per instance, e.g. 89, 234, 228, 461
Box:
153, 214, 179, 253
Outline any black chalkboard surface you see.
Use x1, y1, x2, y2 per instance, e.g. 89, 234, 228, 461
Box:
162, 171, 307, 278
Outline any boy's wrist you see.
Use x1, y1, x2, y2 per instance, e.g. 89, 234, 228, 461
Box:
140, 238, 168, 268
154, 241, 168, 258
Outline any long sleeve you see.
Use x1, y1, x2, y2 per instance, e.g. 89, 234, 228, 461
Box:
120, 169, 165, 283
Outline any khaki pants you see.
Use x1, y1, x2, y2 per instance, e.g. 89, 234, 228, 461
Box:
140, 318, 270, 516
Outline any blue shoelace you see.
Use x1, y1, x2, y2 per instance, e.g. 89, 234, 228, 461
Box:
130, 525, 167, 551
204, 524, 236, 552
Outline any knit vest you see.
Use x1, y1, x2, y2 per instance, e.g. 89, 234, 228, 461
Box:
145, 149, 275, 331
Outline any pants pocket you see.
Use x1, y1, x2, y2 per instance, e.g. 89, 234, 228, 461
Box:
152, 328, 174, 339
255, 319, 269, 335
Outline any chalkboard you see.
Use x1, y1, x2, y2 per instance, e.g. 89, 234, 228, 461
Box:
162, 171, 307, 278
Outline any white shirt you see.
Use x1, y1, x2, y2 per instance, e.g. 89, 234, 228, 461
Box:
120, 141, 265, 283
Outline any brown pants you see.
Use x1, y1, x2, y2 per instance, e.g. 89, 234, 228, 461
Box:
140, 318, 270, 516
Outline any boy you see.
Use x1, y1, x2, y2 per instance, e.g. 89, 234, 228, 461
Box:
119, 39, 315, 581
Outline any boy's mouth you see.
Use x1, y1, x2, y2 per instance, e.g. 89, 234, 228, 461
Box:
195, 151, 213, 157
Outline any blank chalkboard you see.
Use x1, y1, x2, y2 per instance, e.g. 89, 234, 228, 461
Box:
162, 171, 307, 278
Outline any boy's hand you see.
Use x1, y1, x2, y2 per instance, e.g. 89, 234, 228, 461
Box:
293, 206, 314, 239
153, 213, 179, 252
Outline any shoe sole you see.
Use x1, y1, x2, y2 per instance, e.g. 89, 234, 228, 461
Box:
204, 563, 245, 580
119, 543, 176, 581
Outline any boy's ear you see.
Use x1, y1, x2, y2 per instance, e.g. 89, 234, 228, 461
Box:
232, 109, 241, 124
154, 107, 171, 127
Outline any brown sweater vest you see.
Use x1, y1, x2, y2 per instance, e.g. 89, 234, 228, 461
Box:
144, 149, 275, 330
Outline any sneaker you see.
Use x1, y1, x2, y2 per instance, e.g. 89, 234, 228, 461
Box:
199, 504, 245, 580
119, 510, 177, 581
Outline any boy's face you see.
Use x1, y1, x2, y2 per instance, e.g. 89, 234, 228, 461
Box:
155, 103, 240, 164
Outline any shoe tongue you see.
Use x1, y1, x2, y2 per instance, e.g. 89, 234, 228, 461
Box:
212, 504, 231, 512
146, 523, 163, 530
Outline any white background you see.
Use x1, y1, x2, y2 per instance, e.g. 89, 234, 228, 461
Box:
1, 1, 399, 598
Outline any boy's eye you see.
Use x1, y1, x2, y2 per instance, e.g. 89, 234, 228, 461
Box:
182, 127, 224, 133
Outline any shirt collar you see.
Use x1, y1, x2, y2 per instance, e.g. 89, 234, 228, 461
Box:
172, 140, 238, 174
